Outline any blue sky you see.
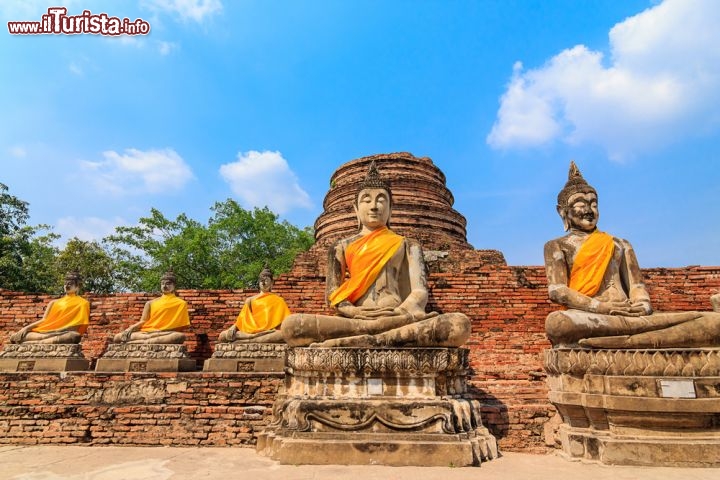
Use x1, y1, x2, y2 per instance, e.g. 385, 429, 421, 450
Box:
1, 0, 718, 268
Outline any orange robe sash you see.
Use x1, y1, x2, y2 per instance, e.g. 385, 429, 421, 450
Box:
569, 230, 615, 297
32, 293, 90, 335
329, 226, 404, 306
235, 292, 291, 334
140, 293, 190, 332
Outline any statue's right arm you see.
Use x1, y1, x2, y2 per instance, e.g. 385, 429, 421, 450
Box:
121, 301, 150, 341
327, 240, 359, 317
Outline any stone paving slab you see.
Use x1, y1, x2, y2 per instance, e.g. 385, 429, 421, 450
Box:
1, 446, 718, 480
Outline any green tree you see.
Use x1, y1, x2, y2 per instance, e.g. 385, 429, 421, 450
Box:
0, 182, 59, 292
55, 238, 118, 294
106, 200, 314, 292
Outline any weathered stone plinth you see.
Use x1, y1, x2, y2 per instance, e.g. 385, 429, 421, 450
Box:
0, 343, 90, 371
257, 347, 498, 466
95, 344, 196, 372
203, 343, 286, 372
544, 348, 720, 467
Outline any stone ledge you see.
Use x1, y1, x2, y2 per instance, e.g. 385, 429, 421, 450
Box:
0, 343, 84, 358
100, 343, 190, 359
544, 347, 720, 377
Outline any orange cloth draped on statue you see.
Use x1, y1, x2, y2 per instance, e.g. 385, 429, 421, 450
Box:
329, 226, 404, 306
140, 293, 190, 332
32, 293, 90, 335
569, 230, 615, 297
235, 292, 291, 334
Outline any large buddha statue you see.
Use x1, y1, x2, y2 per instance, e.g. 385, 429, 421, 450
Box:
112, 270, 189, 344
217, 265, 290, 343
281, 161, 471, 348
9, 271, 89, 344
544, 162, 720, 348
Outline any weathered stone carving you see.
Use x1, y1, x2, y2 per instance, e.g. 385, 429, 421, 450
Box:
543, 162, 720, 466
0, 343, 84, 358
101, 344, 190, 359
217, 265, 290, 344
281, 161, 471, 348
111, 270, 189, 345
259, 347, 498, 466
7, 271, 89, 345
203, 342, 287, 372
544, 162, 720, 349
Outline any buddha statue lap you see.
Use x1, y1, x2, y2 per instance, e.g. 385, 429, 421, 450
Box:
281, 161, 470, 348
544, 162, 720, 349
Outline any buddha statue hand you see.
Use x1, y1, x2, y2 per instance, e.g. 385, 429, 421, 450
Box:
9, 327, 29, 344
593, 299, 651, 317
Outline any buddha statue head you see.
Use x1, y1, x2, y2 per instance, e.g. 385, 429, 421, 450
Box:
63, 271, 82, 294
160, 269, 177, 294
556, 161, 599, 233
258, 263, 274, 293
354, 161, 392, 232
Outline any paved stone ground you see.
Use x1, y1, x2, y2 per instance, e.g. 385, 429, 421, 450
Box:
1, 446, 717, 480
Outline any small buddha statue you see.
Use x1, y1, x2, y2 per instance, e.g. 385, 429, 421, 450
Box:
217, 265, 291, 343
9, 271, 89, 344
281, 161, 471, 348
112, 270, 189, 344
544, 162, 720, 348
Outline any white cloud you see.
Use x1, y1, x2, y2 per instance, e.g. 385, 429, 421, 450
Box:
9, 145, 26, 158
219, 150, 313, 214
158, 40, 179, 55
69, 62, 83, 76
143, 0, 222, 23
487, 0, 720, 160
56, 216, 127, 242
81, 148, 194, 194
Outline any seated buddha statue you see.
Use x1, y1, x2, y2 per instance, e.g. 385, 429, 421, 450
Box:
112, 270, 189, 344
9, 271, 89, 344
544, 162, 720, 348
281, 161, 471, 348
217, 265, 291, 343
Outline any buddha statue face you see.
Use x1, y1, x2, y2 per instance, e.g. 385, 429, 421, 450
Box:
259, 274, 273, 293
160, 277, 176, 294
355, 187, 391, 231
64, 278, 80, 295
560, 190, 599, 233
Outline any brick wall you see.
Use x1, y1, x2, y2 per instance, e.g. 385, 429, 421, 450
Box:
0, 372, 282, 446
1, 254, 718, 453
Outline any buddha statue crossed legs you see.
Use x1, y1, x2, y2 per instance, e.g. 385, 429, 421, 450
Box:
544, 162, 720, 348
281, 161, 470, 348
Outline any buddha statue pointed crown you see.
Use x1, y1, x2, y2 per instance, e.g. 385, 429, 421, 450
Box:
557, 161, 597, 207
259, 263, 273, 280
357, 160, 392, 203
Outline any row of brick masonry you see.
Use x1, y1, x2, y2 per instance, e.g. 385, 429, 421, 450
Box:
1, 256, 718, 453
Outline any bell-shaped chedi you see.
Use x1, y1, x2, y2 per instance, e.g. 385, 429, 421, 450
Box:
314, 152, 473, 251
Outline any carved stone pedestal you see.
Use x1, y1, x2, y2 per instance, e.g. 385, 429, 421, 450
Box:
95, 344, 196, 372
0, 344, 90, 372
544, 348, 720, 467
257, 347, 498, 466
203, 343, 286, 372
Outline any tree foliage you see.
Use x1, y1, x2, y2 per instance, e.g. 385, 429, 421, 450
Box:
1, 182, 313, 294
106, 199, 314, 292
0, 183, 59, 292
